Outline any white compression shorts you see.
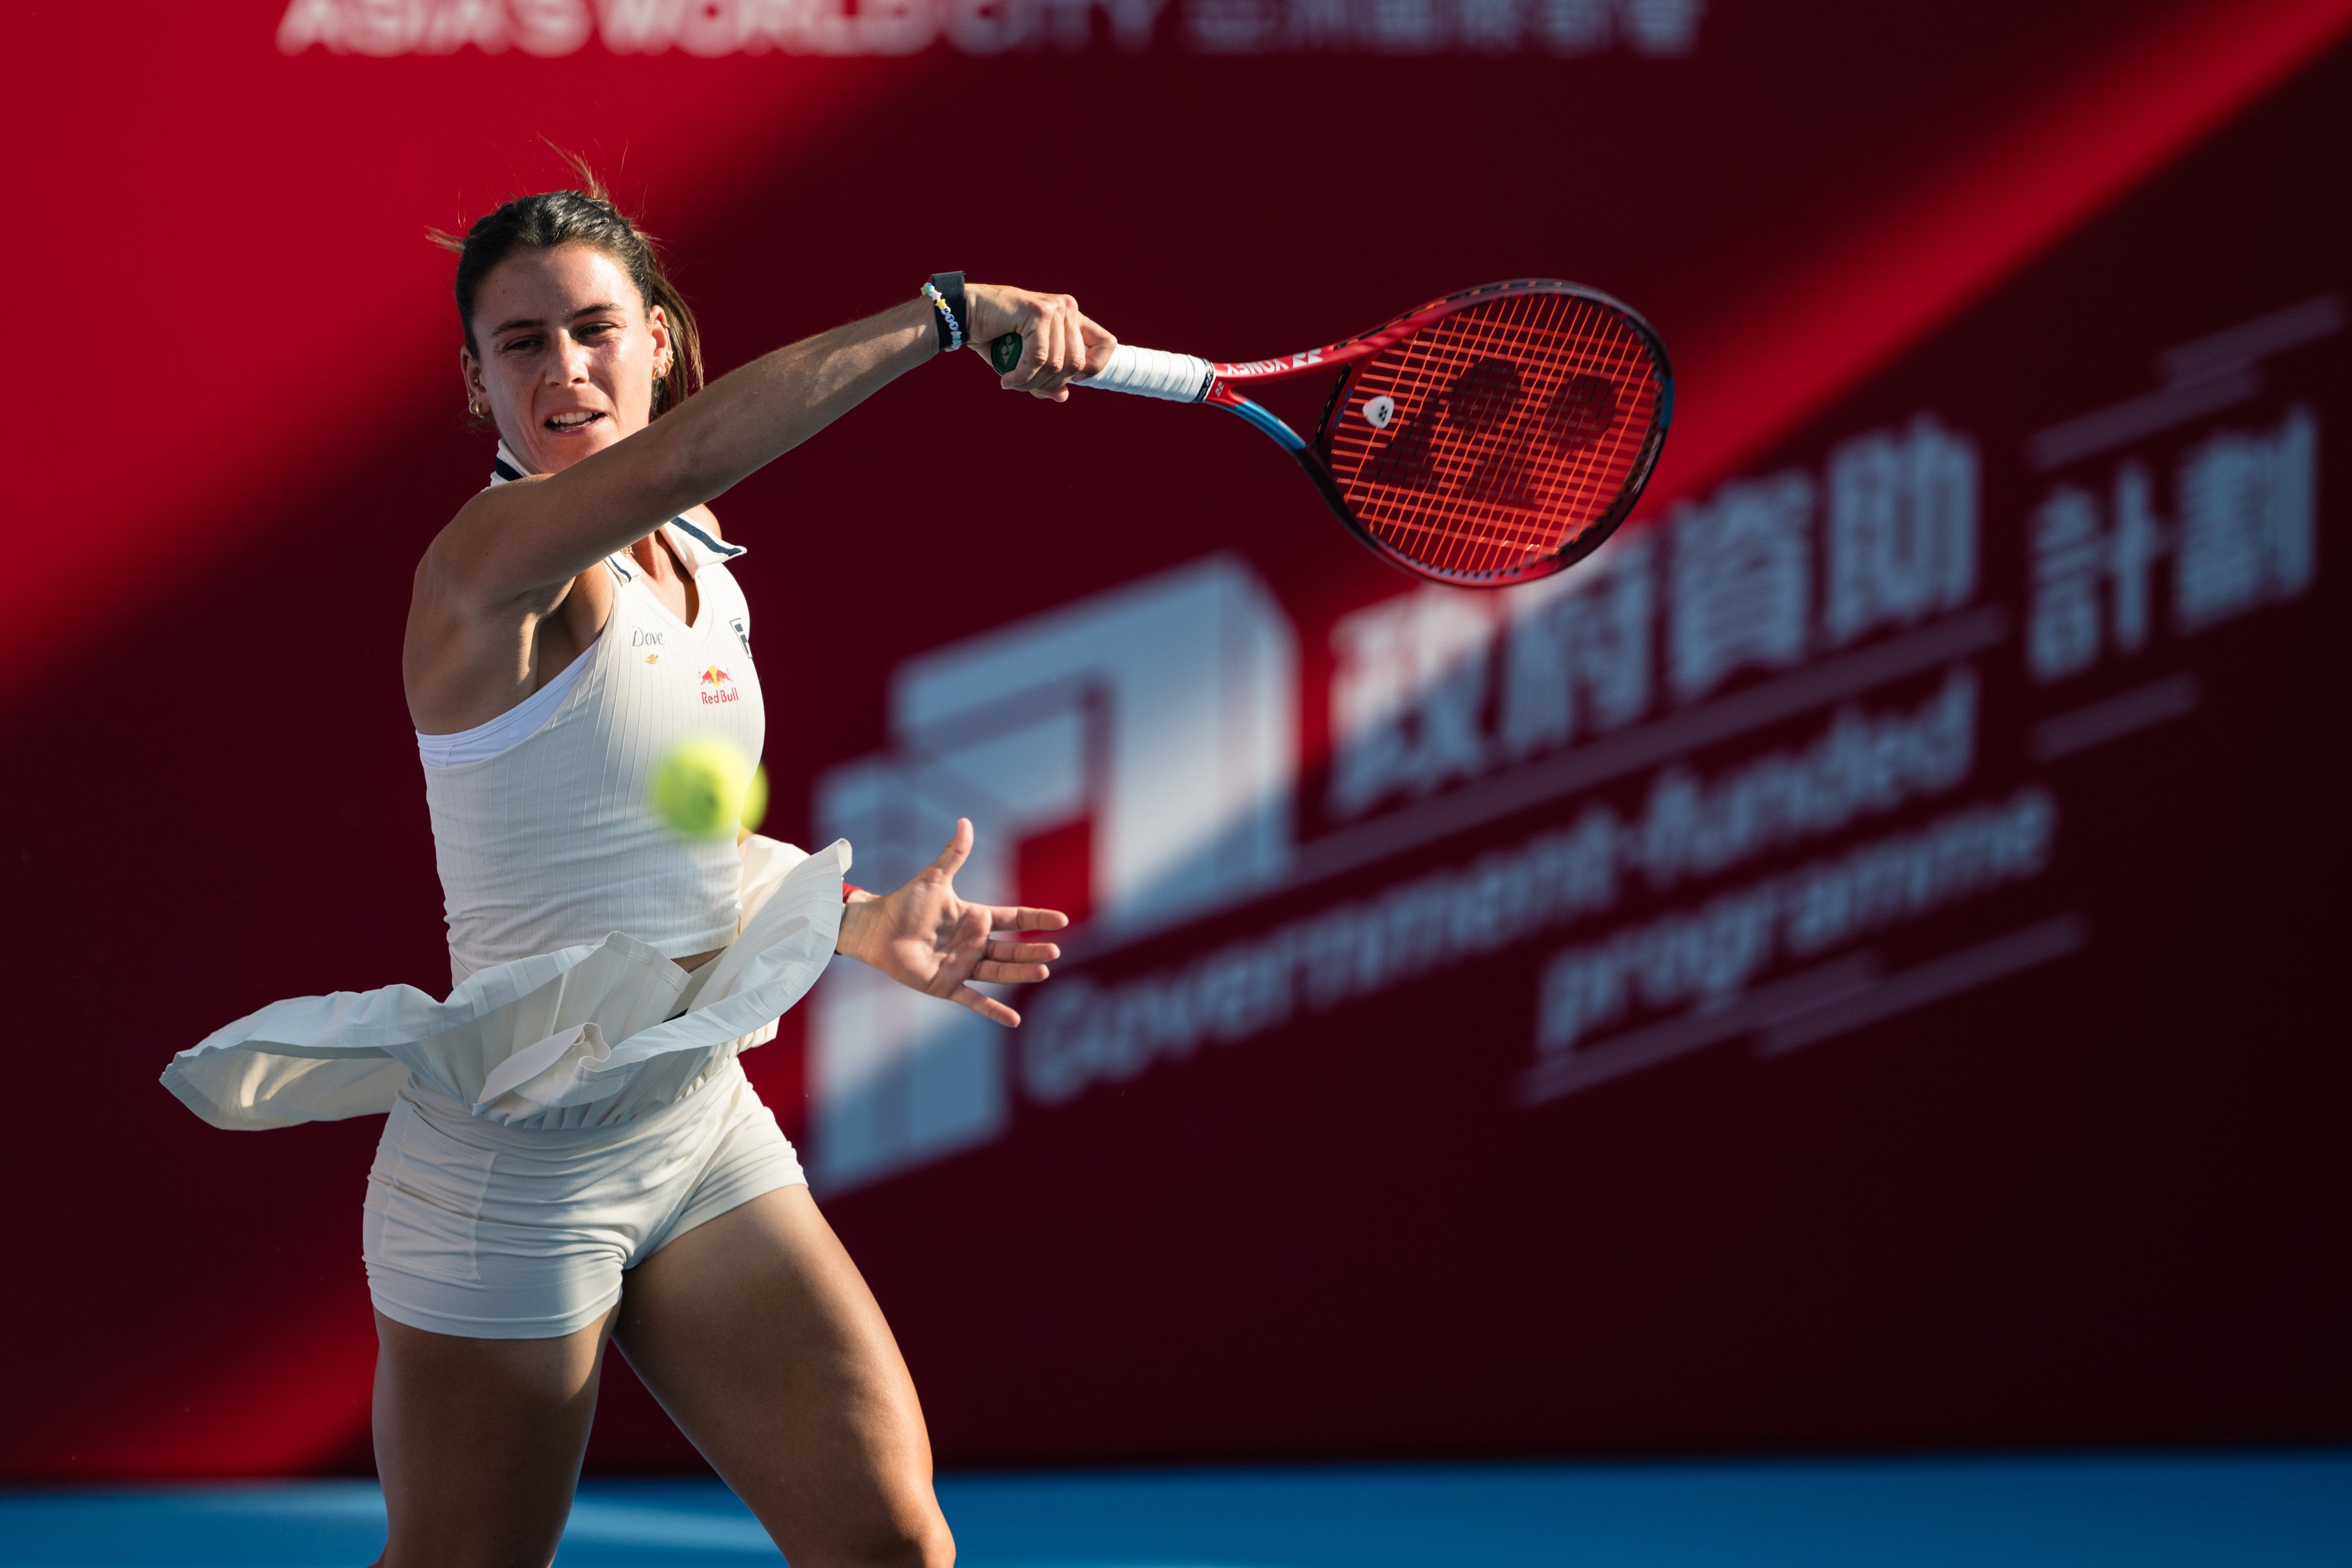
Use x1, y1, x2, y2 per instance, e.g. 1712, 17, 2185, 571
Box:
363, 1057, 804, 1339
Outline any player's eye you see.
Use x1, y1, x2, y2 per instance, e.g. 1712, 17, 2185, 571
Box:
500, 335, 542, 353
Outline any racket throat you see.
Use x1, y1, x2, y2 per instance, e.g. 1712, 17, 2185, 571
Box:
1213, 394, 1308, 452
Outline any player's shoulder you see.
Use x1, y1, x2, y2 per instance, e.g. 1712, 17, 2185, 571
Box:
419, 476, 524, 581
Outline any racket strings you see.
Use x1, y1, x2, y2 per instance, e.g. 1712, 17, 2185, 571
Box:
1324, 292, 1662, 581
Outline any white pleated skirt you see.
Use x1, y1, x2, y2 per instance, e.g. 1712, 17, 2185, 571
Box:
161, 837, 850, 1134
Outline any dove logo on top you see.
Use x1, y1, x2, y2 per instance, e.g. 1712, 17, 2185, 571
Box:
810, 555, 1297, 1192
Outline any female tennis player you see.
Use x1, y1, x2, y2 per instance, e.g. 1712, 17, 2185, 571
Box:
161, 180, 1114, 1568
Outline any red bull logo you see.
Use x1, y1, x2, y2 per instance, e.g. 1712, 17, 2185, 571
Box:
699, 665, 740, 706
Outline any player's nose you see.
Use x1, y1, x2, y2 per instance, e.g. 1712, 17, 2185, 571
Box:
548, 332, 595, 381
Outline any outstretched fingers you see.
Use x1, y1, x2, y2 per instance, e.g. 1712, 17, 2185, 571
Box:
972, 936, 1057, 987
920, 904, 993, 1002
988, 905, 1069, 932
924, 818, 975, 882
949, 985, 1023, 1028
892, 816, 1074, 1025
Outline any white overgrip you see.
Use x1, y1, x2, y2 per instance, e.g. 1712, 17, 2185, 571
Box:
1076, 345, 1215, 402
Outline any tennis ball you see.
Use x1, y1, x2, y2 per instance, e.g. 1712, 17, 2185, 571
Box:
740, 763, 768, 836
649, 736, 765, 841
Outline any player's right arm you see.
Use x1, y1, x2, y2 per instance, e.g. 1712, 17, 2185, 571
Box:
430, 285, 1114, 607
405, 281, 1114, 733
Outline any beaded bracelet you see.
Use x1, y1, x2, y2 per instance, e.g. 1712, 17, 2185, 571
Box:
933, 272, 967, 347
922, 278, 965, 353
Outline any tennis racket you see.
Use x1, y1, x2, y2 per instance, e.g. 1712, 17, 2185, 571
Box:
991, 279, 1672, 587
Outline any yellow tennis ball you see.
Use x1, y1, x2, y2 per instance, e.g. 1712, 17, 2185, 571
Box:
649, 736, 760, 841
741, 764, 768, 836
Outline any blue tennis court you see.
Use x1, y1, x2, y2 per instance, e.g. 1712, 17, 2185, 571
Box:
4, 1452, 2347, 1566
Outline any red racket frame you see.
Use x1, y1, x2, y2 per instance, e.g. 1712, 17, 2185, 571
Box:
1202, 279, 1674, 587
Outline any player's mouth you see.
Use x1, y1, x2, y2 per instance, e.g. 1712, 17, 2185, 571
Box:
543, 409, 607, 434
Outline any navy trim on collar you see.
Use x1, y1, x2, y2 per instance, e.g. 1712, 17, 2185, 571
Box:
492, 456, 525, 483
669, 515, 746, 560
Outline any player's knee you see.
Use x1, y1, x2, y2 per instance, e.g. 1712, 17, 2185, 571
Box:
910, 1514, 956, 1568
839, 1512, 953, 1568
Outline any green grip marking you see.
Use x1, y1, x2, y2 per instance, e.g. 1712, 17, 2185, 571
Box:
990, 332, 1023, 373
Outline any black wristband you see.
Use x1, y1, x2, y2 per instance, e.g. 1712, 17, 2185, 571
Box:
927, 271, 967, 352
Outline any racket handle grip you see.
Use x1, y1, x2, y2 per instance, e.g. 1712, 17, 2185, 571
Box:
987, 333, 1213, 403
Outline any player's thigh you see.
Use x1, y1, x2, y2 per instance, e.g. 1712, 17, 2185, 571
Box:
613, 1186, 951, 1568
369, 1309, 613, 1568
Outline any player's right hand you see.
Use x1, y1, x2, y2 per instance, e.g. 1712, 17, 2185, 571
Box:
964, 283, 1117, 402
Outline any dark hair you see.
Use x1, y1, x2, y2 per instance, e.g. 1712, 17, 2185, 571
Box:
432, 161, 703, 419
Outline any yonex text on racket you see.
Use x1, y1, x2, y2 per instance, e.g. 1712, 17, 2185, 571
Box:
990, 280, 1673, 587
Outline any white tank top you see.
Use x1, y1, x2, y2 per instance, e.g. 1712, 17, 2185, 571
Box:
419, 446, 766, 984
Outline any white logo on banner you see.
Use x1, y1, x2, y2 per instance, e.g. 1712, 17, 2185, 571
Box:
274, 0, 1703, 56
810, 555, 1295, 1191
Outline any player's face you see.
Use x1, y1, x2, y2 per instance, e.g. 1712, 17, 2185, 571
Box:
462, 242, 671, 476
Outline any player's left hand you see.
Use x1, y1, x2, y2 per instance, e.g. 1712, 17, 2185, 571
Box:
836, 818, 1068, 1027
964, 283, 1117, 402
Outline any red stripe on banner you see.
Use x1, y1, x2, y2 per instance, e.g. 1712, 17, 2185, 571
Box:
1646, 0, 2352, 506
51, 1309, 376, 1479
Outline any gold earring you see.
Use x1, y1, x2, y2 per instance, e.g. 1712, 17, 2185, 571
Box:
469, 399, 486, 419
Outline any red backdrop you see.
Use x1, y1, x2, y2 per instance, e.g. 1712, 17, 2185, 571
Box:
1, 0, 2346, 1479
